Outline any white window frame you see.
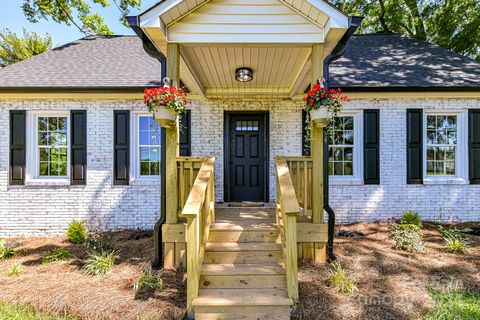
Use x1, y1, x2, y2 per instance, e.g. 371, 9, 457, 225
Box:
130, 112, 162, 183
423, 110, 468, 184
329, 111, 363, 185
26, 111, 71, 184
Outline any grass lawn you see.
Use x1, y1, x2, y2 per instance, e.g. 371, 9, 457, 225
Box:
0, 302, 76, 320
424, 288, 480, 320
0, 222, 478, 320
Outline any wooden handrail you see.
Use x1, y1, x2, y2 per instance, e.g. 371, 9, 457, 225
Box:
278, 156, 313, 214
180, 157, 215, 317
177, 157, 204, 212
275, 157, 299, 302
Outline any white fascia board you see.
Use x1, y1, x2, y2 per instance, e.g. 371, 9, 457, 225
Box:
305, 0, 349, 28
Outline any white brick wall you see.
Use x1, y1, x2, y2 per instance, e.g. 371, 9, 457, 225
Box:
1, 97, 479, 236
0, 99, 160, 236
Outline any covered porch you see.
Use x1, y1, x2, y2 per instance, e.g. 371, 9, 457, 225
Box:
128, 0, 360, 318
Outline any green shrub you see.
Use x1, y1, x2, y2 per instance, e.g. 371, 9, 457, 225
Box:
66, 220, 88, 244
439, 225, 471, 254
8, 262, 23, 276
84, 232, 114, 253
133, 265, 164, 292
0, 240, 19, 260
41, 248, 70, 264
327, 261, 357, 294
400, 211, 423, 228
390, 222, 425, 253
82, 250, 119, 276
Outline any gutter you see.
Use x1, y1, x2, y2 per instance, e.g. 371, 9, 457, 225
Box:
127, 15, 167, 269
323, 16, 364, 262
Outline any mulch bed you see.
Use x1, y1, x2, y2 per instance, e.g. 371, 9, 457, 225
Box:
0, 231, 186, 320
298, 222, 480, 320
1, 222, 478, 320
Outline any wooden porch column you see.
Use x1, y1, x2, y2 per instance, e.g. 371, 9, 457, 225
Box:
164, 43, 180, 268
310, 43, 326, 263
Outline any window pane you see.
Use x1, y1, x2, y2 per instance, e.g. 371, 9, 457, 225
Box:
344, 148, 353, 162
344, 131, 354, 145
328, 116, 355, 177
426, 161, 434, 175
37, 116, 68, 177
150, 162, 160, 175
140, 147, 149, 161
343, 117, 354, 130
40, 148, 49, 161
150, 148, 160, 162
140, 162, 149, 175
40, 162, 49, 176
334, 162, 343, 175
425, 114, 457, 176
59, 161, 67, 176
344, 162, 353, 175
48, 117, 58, 131
427, 116, 436, 129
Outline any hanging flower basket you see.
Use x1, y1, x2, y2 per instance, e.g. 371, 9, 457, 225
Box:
304, 84, 349, 128
144, 86, 188, 128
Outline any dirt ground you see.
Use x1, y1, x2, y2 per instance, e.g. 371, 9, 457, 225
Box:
297, 222, 480, 320
0, 222, 479, 320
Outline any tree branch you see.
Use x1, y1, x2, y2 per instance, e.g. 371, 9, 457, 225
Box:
378, 0, 391, 33
55, 0, 89, 36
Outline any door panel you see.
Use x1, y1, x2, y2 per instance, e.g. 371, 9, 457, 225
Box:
228, 114, 266, 202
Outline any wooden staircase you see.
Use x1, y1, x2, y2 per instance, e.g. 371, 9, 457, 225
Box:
192, 207, 293, 320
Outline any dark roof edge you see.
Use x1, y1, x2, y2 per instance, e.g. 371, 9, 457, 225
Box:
337, 86, 480, 92
0, 87, 148, 94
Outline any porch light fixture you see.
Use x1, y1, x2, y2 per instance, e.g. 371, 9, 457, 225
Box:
235, 67, 253, 82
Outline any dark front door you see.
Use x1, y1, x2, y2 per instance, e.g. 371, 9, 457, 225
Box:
227, 113, 268, 202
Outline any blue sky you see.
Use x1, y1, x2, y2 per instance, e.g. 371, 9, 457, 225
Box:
0, 0, 159, 46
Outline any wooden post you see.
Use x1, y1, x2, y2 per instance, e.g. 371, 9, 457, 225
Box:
164, 43, 181, 269
310, 43, 326, 263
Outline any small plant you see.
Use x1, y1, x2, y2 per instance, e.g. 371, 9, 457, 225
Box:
0, 240, 19, 260
8, 262, 22, 276
66, 220, 88, 244
445, 238, 466, 254
389, 222, 425, 253
144, 86, 188, 115
134, 265, 164, 292
400, 211, 423, 228
84, 232, 114, 253
327, 261, 357, 294
439, 225, 471, 254
83, 250, 119, 276
41, 247, 70, 264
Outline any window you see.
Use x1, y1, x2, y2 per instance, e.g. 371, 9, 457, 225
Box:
426, 115, 457, 176
328, 116, 355, 176
423, 111, 468, 183
136, 115, 161, 178
236, 120, 259, 132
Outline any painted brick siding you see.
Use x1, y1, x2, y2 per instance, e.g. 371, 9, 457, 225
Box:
332, 98, 480, 223
1, 97, 479, 236
0, 99, 160, 236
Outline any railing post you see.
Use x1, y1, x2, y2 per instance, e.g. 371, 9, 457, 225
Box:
185, 216, 198, 317
285, 212, 299, 301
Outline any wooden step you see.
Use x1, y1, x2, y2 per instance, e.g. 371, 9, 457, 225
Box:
195, 306, 291, 320
200, 263, 286, 289
193, 288, 293, 307
204, 243, 283, 264
209, 222, 280, 243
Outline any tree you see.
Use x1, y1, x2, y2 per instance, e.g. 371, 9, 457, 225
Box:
21, 0, 142, 36
0, 29, 52, 67
332, 0, 480, 61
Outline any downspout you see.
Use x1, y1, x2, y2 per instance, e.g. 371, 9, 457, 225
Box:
322, 16, 364, 262
127, 15, 167, 269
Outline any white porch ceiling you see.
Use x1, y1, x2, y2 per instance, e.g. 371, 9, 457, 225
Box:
139, 0, 349, 97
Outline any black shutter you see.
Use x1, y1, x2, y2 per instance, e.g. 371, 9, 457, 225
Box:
114, 111, 130, 185
302, 110, 311, 156
364, 110, 380, 184
71, 110, 87, 185
179, 110, 191, 156
10, 111, 26, 185
469, 109, 480, 184
407, 109, 423, 184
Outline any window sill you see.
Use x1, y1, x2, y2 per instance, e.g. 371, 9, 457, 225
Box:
423, 177, 468, 185
130, 177, 161, 186
329, 177, 364, 186
25, 179, 71, 186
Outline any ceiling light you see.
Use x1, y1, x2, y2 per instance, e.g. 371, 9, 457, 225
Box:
235, 67, 253, 82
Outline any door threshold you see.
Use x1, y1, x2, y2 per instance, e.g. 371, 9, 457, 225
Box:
226, 202, 265, 208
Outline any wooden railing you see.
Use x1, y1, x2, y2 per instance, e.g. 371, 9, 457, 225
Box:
177, 157, 204, 212
180, 157, 215, 316
283, 157, 313, 215
275, 157, 299, 302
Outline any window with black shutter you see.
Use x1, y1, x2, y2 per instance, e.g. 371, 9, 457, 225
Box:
179, 110, 191, 156
469, 109, 480, 184
10, 111, 26, 185
364, 110, 380, 184
71, 110, 87, 185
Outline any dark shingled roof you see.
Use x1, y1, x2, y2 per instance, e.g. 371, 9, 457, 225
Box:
330, 33, 480, 89
0, 33, 479, 90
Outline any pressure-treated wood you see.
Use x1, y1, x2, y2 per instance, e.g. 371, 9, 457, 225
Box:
275, 157, 299, 302
181, 157, 216, 316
